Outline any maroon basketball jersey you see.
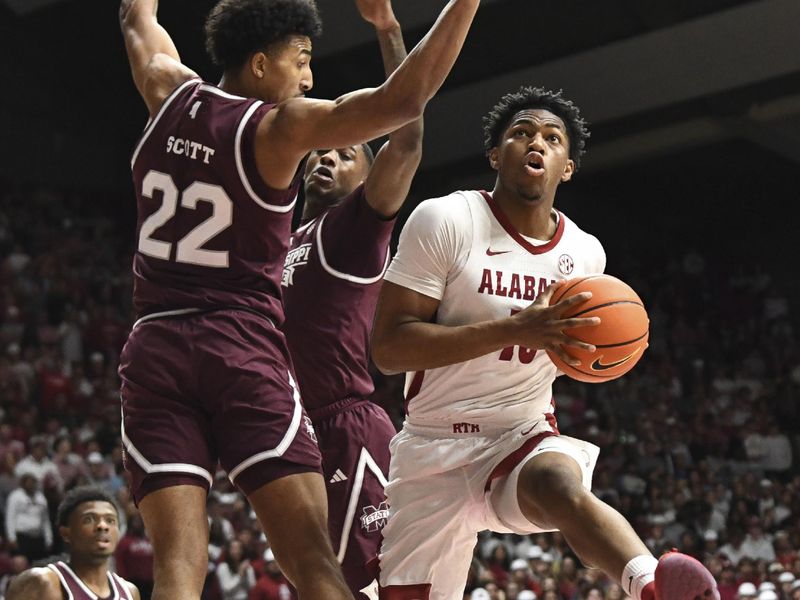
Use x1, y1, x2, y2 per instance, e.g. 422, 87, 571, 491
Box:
46, 561, 133, 600
282, 186, 394, 410
130, 79, 301, 324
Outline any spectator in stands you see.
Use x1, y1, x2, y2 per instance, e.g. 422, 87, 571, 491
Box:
4, 473, 52, 562
216, 539, 255, 600
114, 512, 154, 600
13, 435, 60, 490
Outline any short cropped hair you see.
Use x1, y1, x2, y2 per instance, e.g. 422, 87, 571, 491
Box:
360, 142, 375, 167
205, 0, 322, 70
483, 86, 590, 171
57, 485, 119, 528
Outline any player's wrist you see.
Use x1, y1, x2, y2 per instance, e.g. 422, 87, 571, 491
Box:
373, 15, 400, 34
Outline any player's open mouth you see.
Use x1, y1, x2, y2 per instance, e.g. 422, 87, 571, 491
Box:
525, 153, 545, 176
310, 166, 334, 183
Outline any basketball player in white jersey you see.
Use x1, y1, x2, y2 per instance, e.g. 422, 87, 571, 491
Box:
370, 87, 719, 600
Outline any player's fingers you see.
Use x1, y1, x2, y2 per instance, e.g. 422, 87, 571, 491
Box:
560, 337, 596, 353
552, 292, 592, 314
558, 316, 601, 329
550, 346, 581, 367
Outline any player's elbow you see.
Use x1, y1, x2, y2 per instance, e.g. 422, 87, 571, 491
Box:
370, 336, 402, 376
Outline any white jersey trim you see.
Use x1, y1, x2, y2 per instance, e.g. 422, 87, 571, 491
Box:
130, 78, 201, 170
228, 372, 303, 482
198, 83, 246, 100
336, 447, 388, 563
52, 561, 121, 600
110, 572, 134, 600
47, 564, 75, 600
120, 406, 214, 487
234, 101, 297, 213
316, 212, 390, 284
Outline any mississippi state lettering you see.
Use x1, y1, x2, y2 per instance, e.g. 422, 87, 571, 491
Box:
477, 269, 555, 300
282, 243, 312, 287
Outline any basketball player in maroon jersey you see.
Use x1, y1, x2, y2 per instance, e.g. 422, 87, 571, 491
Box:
280, 0, 419, 596
7, 486, 138, 600
370, 87, 719, 599
118, 0, 479, 599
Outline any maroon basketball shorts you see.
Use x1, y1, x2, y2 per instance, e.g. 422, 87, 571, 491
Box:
118, 309, 322, 504
309, 398, 396, 598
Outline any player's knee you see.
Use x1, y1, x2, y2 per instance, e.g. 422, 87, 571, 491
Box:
518, 458, 587, 519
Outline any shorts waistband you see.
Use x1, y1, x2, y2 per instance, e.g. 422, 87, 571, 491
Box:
403, 418, 512, 438
307, 397, 370, 422
133, 305, 275, 329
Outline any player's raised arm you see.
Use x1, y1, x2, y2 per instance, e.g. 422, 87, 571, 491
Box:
119, 0, 198, 117
259, 0, 478, 188
359, 0, 424, 218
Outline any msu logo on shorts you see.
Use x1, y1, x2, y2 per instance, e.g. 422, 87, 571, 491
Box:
282, 243, 312, 287
360, 501, 390, 533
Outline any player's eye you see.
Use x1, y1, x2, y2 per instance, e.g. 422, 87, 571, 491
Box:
548, 134, 561, 143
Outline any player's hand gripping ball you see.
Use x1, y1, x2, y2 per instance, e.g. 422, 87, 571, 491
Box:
547, 275, 649, 382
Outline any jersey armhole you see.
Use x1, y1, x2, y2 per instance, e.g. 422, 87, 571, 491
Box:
444, 191, 475, 286
315, 212, 391, 284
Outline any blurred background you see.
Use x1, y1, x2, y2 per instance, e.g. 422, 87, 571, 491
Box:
0, 1, 799, 599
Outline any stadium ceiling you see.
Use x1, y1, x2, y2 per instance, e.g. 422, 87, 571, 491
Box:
1, 0, 63, 15
1, 0, 799, 194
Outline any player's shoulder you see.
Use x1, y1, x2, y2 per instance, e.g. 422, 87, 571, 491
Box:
559, 210, 604, 250
410, 190, 478, 225
6, 566, 61, 600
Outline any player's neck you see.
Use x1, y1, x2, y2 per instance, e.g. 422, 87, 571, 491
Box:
491, 187, 557, 240
302, 193, 337, 222
218, 72, 257, 100
69, 558, 111, 596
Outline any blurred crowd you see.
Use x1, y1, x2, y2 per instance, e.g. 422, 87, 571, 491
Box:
0, 184, 797, 600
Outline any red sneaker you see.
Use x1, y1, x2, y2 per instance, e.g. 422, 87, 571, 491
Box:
654, 552, 719, 600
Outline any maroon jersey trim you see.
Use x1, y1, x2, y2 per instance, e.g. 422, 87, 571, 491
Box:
130, 78, 201, 169
234, 101, 298, 214
316, 212, 390, 283
479, 191, 565, 255
227, 371, 303, 482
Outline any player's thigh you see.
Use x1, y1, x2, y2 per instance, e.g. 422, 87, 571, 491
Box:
379, 471, 477, 600
487, 435, 599, 533
120, 323, 216, 504
246, 471, 335, 584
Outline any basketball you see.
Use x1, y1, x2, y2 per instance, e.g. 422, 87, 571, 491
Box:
547, 274, 649, 383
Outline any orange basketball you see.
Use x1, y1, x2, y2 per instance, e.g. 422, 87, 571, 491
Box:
546, 274, 649, 383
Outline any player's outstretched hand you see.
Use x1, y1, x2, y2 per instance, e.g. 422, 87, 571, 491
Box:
511, 284, 600, 366
355, 0, 398, 30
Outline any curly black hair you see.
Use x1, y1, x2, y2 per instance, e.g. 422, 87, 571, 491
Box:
483, 86, 590, 171
205, 0, 322, 70
57, 485, 119, 528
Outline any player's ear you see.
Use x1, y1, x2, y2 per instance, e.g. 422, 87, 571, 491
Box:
59, 525, 70, 546
250, 52, 269, 79
561, 159, 575, 182
488, 148, 500, 171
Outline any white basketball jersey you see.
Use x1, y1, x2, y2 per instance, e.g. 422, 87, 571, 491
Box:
384, 190, 605, 429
